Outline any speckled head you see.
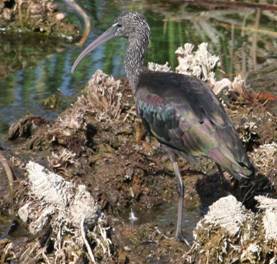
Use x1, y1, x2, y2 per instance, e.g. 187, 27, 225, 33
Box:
71, 12, 150, 73
113, 12, 150, 39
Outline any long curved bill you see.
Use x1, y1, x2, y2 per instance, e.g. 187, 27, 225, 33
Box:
71, 26, 116, 73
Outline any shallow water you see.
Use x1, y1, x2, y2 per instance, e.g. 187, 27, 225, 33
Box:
0, 0, 276, 136
122, 203, 201, 243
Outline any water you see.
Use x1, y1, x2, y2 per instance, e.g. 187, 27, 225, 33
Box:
123, 203, 201, 243
0, 0, 276, 245
0, 0, 276, 136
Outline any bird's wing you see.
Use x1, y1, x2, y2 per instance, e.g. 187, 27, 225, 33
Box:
136, 87, 218, 157
136, 72, 254, 178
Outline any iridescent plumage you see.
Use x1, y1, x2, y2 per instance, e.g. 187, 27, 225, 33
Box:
136, 71, 254, 179
71, 12, 254, 241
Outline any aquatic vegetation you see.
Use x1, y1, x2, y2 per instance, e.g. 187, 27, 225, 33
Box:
0, 0, 78, 39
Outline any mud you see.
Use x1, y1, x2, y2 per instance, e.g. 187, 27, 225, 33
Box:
0, 70, 276, 263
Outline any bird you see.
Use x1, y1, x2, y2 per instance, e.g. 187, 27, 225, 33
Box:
71, 12, 255, 241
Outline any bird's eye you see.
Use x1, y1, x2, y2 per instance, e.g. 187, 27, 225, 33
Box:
112, 23, 122, 29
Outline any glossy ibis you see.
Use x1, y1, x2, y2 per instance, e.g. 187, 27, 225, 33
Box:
71, 12, 254, 241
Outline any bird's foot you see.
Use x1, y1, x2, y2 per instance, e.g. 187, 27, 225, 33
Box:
175, 232, 190, 246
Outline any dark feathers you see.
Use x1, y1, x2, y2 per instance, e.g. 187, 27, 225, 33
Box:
136, 71, 254, 179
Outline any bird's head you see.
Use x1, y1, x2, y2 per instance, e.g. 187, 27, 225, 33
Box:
71, 12, 149, 73
113, 12, 149, 38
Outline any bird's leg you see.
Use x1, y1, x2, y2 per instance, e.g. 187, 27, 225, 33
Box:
216, 163, 225, 185
168, 152, 184, 241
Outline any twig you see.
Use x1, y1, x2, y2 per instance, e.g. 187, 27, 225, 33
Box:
20, 242, 39, 263
251, 9, 261, 71
42, 251, 51, 264
16, 0, 24, 27
80, 217, 96, 264
263, 10, 277, 21
34, 248, 50, 264
122, 105, 136, 122
1, 242, 15, 263
0, 151, 14, 203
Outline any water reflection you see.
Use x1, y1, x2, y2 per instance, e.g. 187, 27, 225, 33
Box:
0, 0, 276, 135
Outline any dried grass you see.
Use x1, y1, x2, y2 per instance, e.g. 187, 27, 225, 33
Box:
84, 70, 123, 122
250, 143, 276, 175
17, 161, 113, 263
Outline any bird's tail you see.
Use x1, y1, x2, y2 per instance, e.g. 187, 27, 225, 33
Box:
209, 147, 255, 180
228, 156, 255, 180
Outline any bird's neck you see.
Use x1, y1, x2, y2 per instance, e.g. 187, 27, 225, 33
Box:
125, 33, 149, 92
